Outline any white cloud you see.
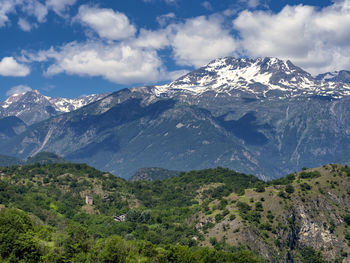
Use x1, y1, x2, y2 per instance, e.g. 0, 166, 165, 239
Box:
18, 18, 32, 31
6, 85, 32, 96
0, 57, 30, 77
168, 69, 190, 80
156, 12, 176, 27
0, 0, 18, 27
46, 0, 76, 15
133, 29, 170, 49
22, 12, 239, 83
239, 0, 260, 9
20, 0, 48, 22
202, 1, 213, 11
233, 0, 350, 74
29, 41, 166, 84
76, 5, 136, 40
0, 0, 76, 30
168, 16, 237, 67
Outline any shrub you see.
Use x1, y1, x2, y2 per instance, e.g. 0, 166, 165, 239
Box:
229, 214, 236, 221
299, 171, 321, 179
285, 184, 295, 194
255, 183, 265, 193
215, 213, 224, 223
255, 202, 263, 212
344, 214, 350, 226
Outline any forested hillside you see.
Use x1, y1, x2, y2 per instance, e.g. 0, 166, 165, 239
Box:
1, 163, 350, 262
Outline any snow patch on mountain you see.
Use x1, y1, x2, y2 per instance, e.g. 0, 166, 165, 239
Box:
2, 93, 26, 109
49, 94, 108, 112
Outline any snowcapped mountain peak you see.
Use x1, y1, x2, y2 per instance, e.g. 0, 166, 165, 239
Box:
0, 90, 108, 125
152, 56, 350, 99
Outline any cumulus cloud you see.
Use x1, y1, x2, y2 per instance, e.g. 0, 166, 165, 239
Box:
168, 16, 237, 67
6, 85, 32, 97
233, 0, 350, 74
20, 0, 48, 22
21, 8, 239, 84
133, 29, 170, 49
0, 57, 30, 77
0, 0, 17, 27
76, 5, 136, 41
46, 0, 77, 15
18, 18, 32, 31
0, 0, 76, 29
156, 12, 176, 27
28, 41, 166, 84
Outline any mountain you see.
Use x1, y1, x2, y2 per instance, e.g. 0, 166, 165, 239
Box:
2, 57, 350, 179
0, 154, 23, 166
153, 57, 350, 99
0, 151, 66, 167
1, 162, 350, 262
0, 90, 108, 125
316, 70, 350, 84
129, 167, 181, 182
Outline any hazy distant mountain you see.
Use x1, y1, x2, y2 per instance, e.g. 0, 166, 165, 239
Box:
2, 57, 350, 179
0, 154, 24, 166
316, 70, 350, 84
0, 90, 108, 125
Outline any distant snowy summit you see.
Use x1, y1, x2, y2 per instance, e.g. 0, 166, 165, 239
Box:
0, 90, 108, 125
152, 57, 350, 99
315, 70, 350, 84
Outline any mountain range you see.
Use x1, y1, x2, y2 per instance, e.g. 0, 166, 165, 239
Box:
1, 57, 350, 179
0, 90, 107, 125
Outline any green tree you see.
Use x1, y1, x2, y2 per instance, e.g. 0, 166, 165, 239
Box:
94, 235, 129, 263
0, 208, 42, 262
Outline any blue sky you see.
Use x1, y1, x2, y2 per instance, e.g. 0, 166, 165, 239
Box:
0, 0, 347, 100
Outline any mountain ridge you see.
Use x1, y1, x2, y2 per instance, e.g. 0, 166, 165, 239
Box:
151, 57, 350, 100
0, 90, 109, 125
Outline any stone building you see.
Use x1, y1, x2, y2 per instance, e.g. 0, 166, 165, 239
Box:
85, 196, 93, 205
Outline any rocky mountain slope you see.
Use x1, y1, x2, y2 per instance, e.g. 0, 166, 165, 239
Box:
1, 57, 350, 179
0, 90, 108, 125
197, 164, 350, 262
